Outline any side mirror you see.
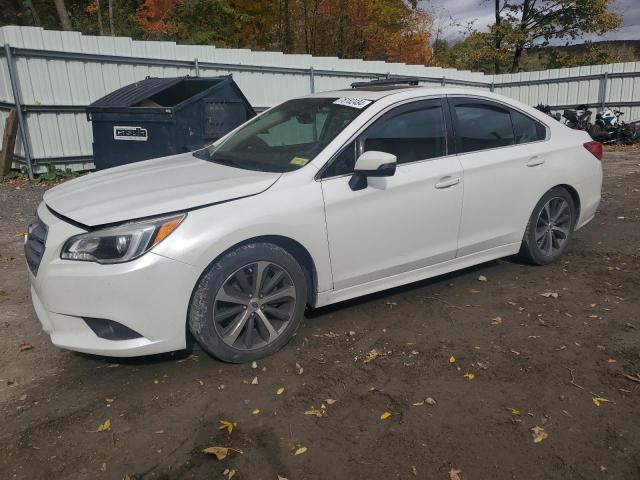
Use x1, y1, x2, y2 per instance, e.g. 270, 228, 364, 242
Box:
349, 151, 397, 191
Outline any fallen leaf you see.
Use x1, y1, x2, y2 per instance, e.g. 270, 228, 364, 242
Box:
106, 363, 120, 368
624, 374, 640, 383
95, 419, 111, 432
490, 316, 503, 326
363, 349, 382, 363
251, 376, 259, 385
540, 292, 559, 299
509, 407, 521, 416
295, 363, 304, 375
425, 397, 437, 406
412, 400, 425, 406
380, 411, 392, 420
277, 476, 289, 480
228, 469, 236, 479
449, 355, 456, 364
531, 425, 548, 443
294, 446, 307, 456
18, 341, 33, 352
203, 446, 229, 460
478, 275, 487, 282
218, 420, 236, 434
304, 408, 324, 417
592, 396, 611, 407
411, 465, 417, 476
464, 372, 475, 381
449, 468, 462, 480
100, 463, 107, 472
252, 409, 260, 415
325, 398, 337, 405
276, 387, 285, 395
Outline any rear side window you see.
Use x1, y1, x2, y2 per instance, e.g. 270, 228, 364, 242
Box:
362, 102, 446, 165
452, 102, 514, 153
451, 98, 547, 154
512, 110, 546, 143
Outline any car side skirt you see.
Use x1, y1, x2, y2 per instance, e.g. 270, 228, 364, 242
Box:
315, 242, 521, 307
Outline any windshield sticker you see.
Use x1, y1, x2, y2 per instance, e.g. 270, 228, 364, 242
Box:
290, 156, 309, 166
333, 97, 372, 109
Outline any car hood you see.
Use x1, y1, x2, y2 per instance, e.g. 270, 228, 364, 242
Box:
43, 153, 281, 226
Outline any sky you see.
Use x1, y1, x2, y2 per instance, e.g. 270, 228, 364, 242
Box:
426, 0, 640, 44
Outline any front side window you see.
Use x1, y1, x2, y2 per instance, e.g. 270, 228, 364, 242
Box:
322, 100, 446, 177
452, 101, 515, 153
194, 97, 371, 173
362, 101, 446, 165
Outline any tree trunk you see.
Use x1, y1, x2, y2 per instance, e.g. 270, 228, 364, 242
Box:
108, 0, 115, 36
24, 0, 41, 26
511, 0, 531, 73
53, 0, 72, 31
282, 0, 294, 53
494, 0, 501, 74
511, 45, 524, 73
96, 0, 104, 36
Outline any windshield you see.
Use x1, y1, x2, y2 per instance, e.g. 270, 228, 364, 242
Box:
194, 97, 372, 173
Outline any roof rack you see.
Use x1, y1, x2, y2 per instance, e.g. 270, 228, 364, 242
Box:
350, 75, 420, 88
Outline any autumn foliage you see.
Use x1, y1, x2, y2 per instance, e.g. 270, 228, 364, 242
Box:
133, 0, 433, 65
136, 0, 181, 36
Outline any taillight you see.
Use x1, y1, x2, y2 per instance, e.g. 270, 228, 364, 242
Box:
583, 141, 602, 160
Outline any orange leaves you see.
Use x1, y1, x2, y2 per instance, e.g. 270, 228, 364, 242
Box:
135, 0, 181, 36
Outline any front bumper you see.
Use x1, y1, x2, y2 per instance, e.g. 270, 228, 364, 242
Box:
28, 204, 199, 357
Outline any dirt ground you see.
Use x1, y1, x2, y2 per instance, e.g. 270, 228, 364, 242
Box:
1, 150, 639, 480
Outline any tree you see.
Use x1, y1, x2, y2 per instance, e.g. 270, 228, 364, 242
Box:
497, 0, 621, 73
108, 0, 116, 36
54, 0, 73, 30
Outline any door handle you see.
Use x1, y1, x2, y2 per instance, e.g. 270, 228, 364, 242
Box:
435, 176, 460, 189
526, 156, 545, 167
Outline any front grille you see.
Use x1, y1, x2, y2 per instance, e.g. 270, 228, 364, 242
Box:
25, 217, 48, 276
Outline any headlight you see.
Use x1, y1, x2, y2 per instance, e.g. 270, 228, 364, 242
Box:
61, 213, 185, 264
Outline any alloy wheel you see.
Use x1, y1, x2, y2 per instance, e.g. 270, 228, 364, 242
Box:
535, 197, 572, 257
213, 261, 297, 350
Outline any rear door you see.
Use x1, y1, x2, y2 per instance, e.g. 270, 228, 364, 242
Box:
320, 98, 464, 290
448, 96, 550, 257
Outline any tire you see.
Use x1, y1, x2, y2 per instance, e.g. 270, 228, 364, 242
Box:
188, 243, 308, 363
518, 187, 576, 265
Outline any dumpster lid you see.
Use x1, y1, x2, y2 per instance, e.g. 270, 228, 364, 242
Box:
89, 77, 186, 109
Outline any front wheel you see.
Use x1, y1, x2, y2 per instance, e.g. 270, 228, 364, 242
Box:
188, 243, 308, 363
518, 188, 576, 265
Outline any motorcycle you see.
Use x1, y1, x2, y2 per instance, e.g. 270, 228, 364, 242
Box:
534, 104, 561, 121
588, 107, 640, 145
562, 104, 593, 131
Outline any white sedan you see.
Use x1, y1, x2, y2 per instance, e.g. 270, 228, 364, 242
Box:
26, 82, 602, 362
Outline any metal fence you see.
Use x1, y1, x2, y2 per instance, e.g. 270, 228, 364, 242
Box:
1, 26, 639, 175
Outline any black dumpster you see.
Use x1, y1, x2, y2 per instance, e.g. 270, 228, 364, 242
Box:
87, 75, 255, 170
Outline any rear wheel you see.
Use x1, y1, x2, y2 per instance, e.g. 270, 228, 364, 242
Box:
518, 188, 576, 265
188, 243, 308, 363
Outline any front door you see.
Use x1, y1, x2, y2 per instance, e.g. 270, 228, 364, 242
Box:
320, 98, 464, 291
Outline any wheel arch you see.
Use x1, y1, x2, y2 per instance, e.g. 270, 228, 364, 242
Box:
192, 235, 319, 309
555, 183, 581, 228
